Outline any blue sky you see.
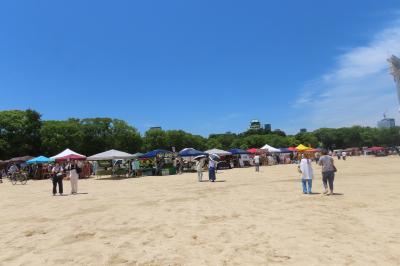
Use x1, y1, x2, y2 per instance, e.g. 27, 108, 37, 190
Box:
1, 0, 399, 136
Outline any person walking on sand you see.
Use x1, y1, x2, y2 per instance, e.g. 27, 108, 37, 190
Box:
208, 158, 216, 182
299, 154, 313, 194
51, 163, 64, 196
196, 158, 205, 182
254, 155, 260, 172
342, 151, 347, 161
67, 162, 79, 194
318, 150, 337, 195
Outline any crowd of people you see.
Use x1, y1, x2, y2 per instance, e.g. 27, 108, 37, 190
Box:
0, 147, 378, 197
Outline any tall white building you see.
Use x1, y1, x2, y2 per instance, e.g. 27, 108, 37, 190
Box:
377, 117, 395, 128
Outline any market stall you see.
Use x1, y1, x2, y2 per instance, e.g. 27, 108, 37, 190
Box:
139, 149, 175, 176
27, 156, 55, 179
87, 149, 135, 177
178, 148, 208, 172
366, 146, 387, 156
228, 148, 251, 167
205, 149, 233, 169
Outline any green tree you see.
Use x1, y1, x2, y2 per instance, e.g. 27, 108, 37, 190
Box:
294, 132, 319, 147
110, 119, 142, 153
143, 129, 169, 151
0, 109, 42, 159
40, 119, 83, 156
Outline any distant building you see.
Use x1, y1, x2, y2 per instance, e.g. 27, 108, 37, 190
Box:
149, 126, 162, 131
264, 124, 271, 131
250, 119, 261, 130
377, 118, 395, 128
300, 128, 307, 133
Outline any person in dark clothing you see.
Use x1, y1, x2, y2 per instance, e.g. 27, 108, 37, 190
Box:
208, 159, 216, 182
318, 150, 337, 195
51, 164, 64, 196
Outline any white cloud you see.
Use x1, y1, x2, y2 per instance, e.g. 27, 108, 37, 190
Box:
295, 20, 400, 129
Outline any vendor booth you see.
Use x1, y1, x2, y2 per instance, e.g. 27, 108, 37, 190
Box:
139, 149, 175, 176
178, 148, 208, 172
228, 149, 251, 167
205, 149, 233, 169
87, 149, 135, 177
366, 146, 387, 156
27, 156, 55, 179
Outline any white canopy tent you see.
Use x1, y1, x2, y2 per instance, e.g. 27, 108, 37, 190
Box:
205, 149, 232, 156
87, 149, 135, 161
260, 144, 280, 153
51, 148, 85, 159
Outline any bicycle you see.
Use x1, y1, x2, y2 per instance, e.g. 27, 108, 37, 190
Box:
10, 172, 28, 185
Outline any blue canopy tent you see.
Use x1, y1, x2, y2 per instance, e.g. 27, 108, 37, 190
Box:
178, 148, 208, 157
228, 148, 250, 155
139, 149, 173, 159
278, 148, 292, 153
27, 156, 54, 164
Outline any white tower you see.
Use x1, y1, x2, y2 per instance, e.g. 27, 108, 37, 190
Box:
387, 55, 400, 112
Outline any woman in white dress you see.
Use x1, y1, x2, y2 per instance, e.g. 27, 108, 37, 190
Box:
68, 163, 79, 194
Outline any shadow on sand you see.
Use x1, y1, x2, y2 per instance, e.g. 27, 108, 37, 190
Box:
95, 176, 141, 181
329, 193, 344, 196
199, 180, 226, 183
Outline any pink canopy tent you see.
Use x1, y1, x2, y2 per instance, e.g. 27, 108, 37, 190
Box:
247, 148, 258, 154
367, 146, 385, 152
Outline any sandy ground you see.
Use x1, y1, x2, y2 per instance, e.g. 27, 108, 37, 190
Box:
0, 156, 399, 266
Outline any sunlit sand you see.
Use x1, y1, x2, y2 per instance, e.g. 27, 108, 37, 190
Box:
0, 156, 399, 265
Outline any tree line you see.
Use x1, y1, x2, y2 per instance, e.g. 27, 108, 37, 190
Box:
0, 109, 399, 160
